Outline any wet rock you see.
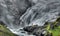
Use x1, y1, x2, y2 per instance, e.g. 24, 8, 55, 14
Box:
23, 25, 38, 32
23, 25, 48, 36
23, 25, 52, 36
21, 31, 25, 33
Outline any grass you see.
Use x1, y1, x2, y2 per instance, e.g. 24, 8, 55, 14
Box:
0, 24, 17, 36
45, 17, 60, 36
49, 26, 60, 36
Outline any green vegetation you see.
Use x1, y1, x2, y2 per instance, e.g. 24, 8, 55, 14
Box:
45, 17, 60, 36
0, 24, 17, 36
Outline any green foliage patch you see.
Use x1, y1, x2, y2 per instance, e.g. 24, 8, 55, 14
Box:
0, 24, 17, 36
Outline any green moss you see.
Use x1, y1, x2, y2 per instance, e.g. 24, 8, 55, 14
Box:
0, 24, 17, 36
49, 26, 60, 36
44, 17, 60, 36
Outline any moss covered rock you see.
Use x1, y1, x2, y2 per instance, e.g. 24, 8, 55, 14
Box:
0, 24, 17, 36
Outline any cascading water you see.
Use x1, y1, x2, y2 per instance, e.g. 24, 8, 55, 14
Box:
0, 0, 60, 36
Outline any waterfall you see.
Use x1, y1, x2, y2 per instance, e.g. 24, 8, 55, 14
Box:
0, 0, 60, 36
20, 1, 60, 26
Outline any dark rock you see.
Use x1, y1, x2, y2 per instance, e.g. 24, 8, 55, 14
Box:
23, 24, 53, 36
0, 21, 6, 26
23, 25, 38, 32
21, 31, 25, 33
56, 17, 60, 22
23, 25, 47, 36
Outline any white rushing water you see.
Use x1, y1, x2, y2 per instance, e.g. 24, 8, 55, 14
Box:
0, 0, 60, 36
